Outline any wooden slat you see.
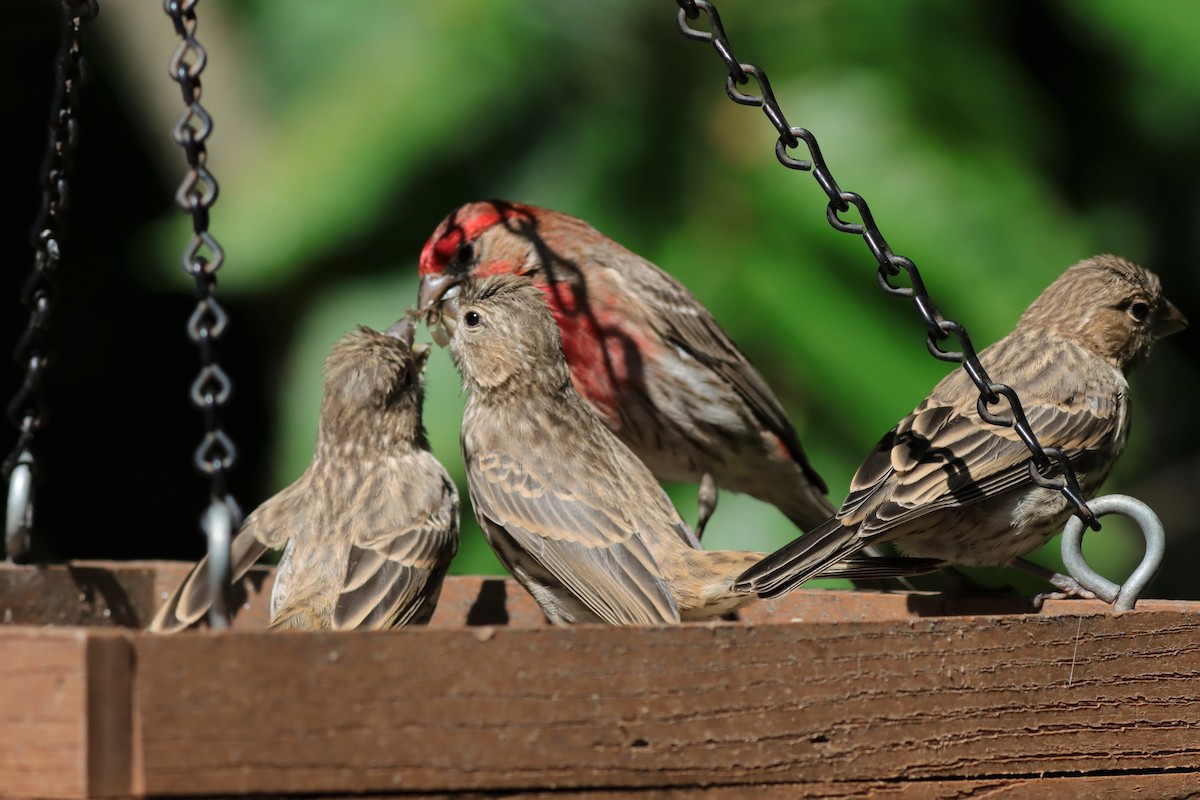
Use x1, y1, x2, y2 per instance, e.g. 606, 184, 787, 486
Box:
0, 628, 132, 799
3, 564, 1199, 798
0, 561, 161, 628
130, 609, 1200, 796
182, 772, 1200, 798
4, 561, 1193, 631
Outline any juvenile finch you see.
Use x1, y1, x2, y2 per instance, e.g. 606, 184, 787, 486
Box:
149, 319, 459, 632
418, 200, 833, 539
440, 274, 941, 625
735, 256, 1187, 598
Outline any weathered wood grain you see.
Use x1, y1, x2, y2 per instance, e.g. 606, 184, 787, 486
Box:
129, 610, 1200, 796
0, 561, 273, 630
3, 564, 1198, 799
0, 561, 159, 628
0, 628, 131, 799
3, 562, 1192, 631
173, 772, 1200, 798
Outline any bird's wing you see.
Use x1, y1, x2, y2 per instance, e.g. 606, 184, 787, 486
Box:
738, 344, 1125, 596
849, 348, 1126, 536
145, 477, 309, 633
466, 445, 681, 626
618, 258, 826, 492
333, 456, 460, 630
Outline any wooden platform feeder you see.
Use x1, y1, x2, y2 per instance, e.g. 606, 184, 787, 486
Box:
2, 561, 1197, 799
5, 5, 1198, 799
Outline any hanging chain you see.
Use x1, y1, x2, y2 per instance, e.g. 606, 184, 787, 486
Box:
673, 0, 1101, 532
164, 0, 238, 626
3, 0, 99, 562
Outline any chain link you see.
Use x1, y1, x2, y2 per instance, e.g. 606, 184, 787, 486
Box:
3, 0, 99, 562
164, 0, 239, 624
674, 0, 1101, 531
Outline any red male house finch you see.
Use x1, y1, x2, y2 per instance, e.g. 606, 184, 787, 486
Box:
149, 319, 459, 632
735, 256, 1186, 598
438, 274, 940, 625
418, 200, 833, 539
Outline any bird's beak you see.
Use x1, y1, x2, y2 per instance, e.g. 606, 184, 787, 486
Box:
418, 273, 463, 315
419, 274, 466, 348
426, 284, 463, 348
384, 316, 432, 374
439, 292, 461, 342
1155, 298, 1188, 339
384, 317, 417, 347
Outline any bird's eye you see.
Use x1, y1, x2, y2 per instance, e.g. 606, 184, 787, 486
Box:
1128, 301, 1150, 322
455, 241, 475, 266
464, 310, 482, 327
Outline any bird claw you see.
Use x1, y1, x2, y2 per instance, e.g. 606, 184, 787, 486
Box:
1030, 591, 1068, 610
1031, 574, 1097, 610
1047, 572, 1097, 600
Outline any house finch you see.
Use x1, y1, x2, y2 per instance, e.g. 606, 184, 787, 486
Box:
735, 255, 1187, 599
439, 274, 942, 625
417, 200, 834, 540
149, 318, 459, 632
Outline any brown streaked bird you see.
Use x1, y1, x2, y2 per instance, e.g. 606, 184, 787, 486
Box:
418, 200, 834, 540
439, 274, 942, 625
736, 255, 1187, 599
149, 319, 459, 632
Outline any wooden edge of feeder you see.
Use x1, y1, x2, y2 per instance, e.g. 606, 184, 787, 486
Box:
128, 609, 1200, 795
1, 597, 1197, 797
0, 626, 132, 799
2, 560, 1196, 632
139, 773, 1200, 799
2, 562, 1199, 798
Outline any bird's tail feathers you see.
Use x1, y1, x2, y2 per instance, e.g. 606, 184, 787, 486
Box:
732, 517, 870, 598
814, 554, 946, 583
779, 493, 929, 590
147, 530, 270, 633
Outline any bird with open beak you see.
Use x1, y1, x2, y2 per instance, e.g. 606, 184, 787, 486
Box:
417, 200, 834, 542
436, 273, 942, 625
150, 317, 460, 632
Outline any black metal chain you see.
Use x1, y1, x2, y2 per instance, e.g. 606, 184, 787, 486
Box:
164, 0, 239, 625
673, 0, 1100, 531
3, 0, 99, 562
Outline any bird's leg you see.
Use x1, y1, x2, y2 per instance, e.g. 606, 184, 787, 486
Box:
1012, 557, 1097, 608
695, 473, 718, 541
1013, 557, 1096, 596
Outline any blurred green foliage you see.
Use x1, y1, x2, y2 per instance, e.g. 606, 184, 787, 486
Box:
78, 1, 1199, 595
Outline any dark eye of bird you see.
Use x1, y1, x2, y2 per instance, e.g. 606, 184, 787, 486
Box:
1128, 301, 1150, 322
464, 310, 482, 327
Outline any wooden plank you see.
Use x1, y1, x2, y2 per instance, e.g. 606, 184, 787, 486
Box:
130, 610, 1200, 796
743, 589, 1197, 623
0, 561, 274, 631
5, 562, 1194, 631
428, 576, 551, 629
0, 561, 162, 628
0, 628, 132, 799
177, 772, 1200, 798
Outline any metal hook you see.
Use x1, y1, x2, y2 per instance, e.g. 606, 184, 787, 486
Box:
1060, 494, 1165, 611
4, 451, 34, 563
202, 498, 235, 629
